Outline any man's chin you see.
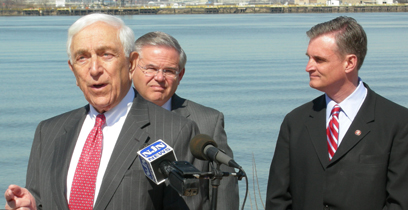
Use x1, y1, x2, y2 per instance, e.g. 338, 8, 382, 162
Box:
149, 98, 166, 107
89, 99, 114, 113
146, 94, 166, 106
309, 81, 316, 88
309, 82, 322, 91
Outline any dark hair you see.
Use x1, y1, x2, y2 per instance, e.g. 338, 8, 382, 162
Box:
307, 16, 367, 70
135, 31, 186, 70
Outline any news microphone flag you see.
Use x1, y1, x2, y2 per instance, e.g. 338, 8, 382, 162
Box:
137, 140, 177, 185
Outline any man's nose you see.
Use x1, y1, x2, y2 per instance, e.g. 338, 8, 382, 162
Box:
90, 56, 103, 76
154, 69, 166, 81
305, 59, 314, 72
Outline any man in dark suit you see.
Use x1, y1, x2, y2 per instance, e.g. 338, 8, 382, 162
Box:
266, 16, 408, 210
4, 14, 202, 210
132, 31, 239, 210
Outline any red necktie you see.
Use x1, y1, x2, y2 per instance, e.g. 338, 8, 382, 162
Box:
327, 105, 340, 160
69, 114, 105, 210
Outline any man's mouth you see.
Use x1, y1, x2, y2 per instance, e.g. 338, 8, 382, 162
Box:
151, 84, 165, 90
93, 84, 107, 89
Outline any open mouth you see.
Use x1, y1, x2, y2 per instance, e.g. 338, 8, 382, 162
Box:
93, 84, 107, 89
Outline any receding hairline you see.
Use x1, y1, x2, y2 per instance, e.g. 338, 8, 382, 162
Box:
137, 45, 182, 70
69, 21, 123, 58
138, 44, 180, 56
311, 30, 348, 57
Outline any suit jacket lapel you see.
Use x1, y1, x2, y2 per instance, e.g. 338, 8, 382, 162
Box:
329, 86, 375, 164
94, 93, 151, 209
51, 106, 88, 210
171, 94, 190, 118
306, 95, 331, 168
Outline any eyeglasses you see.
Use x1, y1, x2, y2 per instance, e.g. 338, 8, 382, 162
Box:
137, 63, 180, 79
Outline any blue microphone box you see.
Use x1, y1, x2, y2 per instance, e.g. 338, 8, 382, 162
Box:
137, 140, 177, 185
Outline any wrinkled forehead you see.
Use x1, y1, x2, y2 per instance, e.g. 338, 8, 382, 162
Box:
70, 22, 122, 53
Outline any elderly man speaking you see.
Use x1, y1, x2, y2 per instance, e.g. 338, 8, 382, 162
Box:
4, 13, 202, 210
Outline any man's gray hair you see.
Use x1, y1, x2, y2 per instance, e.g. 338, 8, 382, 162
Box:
67, 13, 135, 62
307, 16, 367, 70
135, 31, 187, 71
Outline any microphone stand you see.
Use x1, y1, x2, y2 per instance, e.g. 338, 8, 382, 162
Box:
210, 163, 223, 210
207, 162, 246, 210
191, 163, 246, 210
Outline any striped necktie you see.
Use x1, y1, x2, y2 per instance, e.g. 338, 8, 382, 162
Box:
327, 105, 340, 160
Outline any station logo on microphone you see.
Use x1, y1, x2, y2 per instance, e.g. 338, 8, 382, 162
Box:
137, 139, 176, 184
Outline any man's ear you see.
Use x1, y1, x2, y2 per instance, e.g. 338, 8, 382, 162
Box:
129, 52, 139, 76
344, 54, 358, 73
68, 60, 79, 86
68, 60, 74, 72
178, 68, 185, 82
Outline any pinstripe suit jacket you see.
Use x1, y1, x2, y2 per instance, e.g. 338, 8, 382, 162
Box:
25, 91, 202, 210
172, 94, 239, 210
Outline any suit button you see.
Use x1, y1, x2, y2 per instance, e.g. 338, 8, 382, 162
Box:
324, 204, 330, 210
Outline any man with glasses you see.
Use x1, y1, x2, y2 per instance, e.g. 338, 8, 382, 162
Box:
132, 31, 239, 210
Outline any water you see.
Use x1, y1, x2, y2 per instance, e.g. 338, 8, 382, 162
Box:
1, 13, 408, 209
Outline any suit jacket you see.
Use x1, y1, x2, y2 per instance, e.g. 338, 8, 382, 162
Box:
172, 94, 239, 210
25, 91, 202, 210
266, 85, 408, 210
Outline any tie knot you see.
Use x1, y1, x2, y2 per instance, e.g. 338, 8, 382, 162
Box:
95, 114, 106, 128
331, 105, 341, 116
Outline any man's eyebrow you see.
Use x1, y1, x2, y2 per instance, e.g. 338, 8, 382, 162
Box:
73, 49, 88, 58
73, 46, 119, 57
305, 53, 324, 60
95, 46, 119, 53
165, 66, 179, 70
143, 63, 178, 70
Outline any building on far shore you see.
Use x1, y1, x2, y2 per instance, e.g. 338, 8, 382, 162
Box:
326, 0, 340, 5
55, 0, 65, 6
295, 0, 395, 5
1, 0, 403, 10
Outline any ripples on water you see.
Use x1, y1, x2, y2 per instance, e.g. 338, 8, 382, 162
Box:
0, 13, 407, 209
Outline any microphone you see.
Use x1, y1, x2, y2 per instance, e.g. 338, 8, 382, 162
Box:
138, 140, 200, 196
190, 134, 241, 169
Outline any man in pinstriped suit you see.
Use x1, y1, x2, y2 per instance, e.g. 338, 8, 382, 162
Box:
132, 31, 239, 210
5, 14, 204, 210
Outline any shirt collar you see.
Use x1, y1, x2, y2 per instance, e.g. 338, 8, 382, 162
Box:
89, 87, 135, 126
326, 79, 367, 121
161, 97, 172, 111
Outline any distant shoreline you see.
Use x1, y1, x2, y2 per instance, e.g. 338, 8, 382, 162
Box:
1, 4, 407, 16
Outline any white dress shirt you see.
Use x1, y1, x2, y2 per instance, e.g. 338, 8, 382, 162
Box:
326, 79, 367, 146
66, 88, 134, 205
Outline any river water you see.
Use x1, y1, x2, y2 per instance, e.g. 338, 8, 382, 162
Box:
1, 13, 407, 209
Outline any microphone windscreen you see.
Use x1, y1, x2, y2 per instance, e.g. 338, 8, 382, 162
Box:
190, 134, 218, 160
